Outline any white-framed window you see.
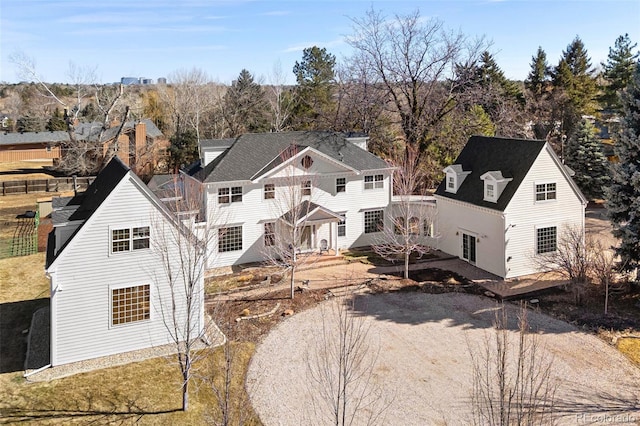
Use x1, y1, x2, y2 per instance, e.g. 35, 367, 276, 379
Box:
486, 184, 494, 198
364, 210, 384, 234
409, 217, 420, 235
264, 222, 275, 246
338, 217, 346, 237
336, 177, 346, 193
424, 220, 434, 237
535, 182, 556, 201
264, 184, 275, 200
447, 176, 455, 190
302, 180, 312, 196
536, 226, 557, 254
111, 284, 150, 326
218, 186, 242, 204
364, 174, 384, 190
219, 226, 243, 252
111, 226, 150, 253
394, 217, 405, 235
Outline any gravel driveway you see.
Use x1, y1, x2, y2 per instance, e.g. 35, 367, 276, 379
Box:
246, 293, 640, 425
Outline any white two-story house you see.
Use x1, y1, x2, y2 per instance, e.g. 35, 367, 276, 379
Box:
434, 135, 587, 279
186, 131, 396, 269
45, 157, 206, 367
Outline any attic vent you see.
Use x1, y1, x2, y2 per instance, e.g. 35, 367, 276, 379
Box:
301, 155, 313, 169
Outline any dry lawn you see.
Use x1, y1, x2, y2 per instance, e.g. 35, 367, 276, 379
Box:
0, 160, 56, 181
0, 253, 261, 425
618, 337, 640, 366
0, 192, 52, 239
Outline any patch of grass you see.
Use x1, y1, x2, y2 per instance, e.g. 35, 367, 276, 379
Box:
0, 252, 49, 302
0, 344, 260, 425
617, 338, 640, 366
0, 159, 56, 181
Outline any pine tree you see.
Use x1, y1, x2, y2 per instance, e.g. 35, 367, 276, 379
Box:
525, 47, 551, 100
223, 69, 270, 137
601, 34, 639, 114
292, 46, 337, 130
606, 62, 640, 271
565, 119, 610, 200
552, 37, 598, 137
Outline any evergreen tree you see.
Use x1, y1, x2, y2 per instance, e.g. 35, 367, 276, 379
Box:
601, 34, 639, 114
565, 119, 610, 200
292, 46, 336, 130
477, 51, 523, 102
223, 69, 269, 137
46, 107, 67, 131
524, 47, 555, 139
606, 62, 640, 271
552, 37, 598, 137
16, 115, 44, 132
168, 129, 199, 172
525, 47, 551, 100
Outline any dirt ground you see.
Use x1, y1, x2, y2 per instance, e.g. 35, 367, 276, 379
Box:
246, 292, 640, 426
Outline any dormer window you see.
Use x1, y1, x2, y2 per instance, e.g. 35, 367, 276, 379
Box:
480, 171, 513, 203
443, 165, 471, 194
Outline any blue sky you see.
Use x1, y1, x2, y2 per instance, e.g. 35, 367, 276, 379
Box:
1, 0, 639, 85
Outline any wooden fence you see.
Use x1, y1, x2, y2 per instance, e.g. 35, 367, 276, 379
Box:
1, 177, 94, 196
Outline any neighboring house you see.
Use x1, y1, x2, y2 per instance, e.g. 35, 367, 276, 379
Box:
62, 119, 168, 176
434, 135, 587, 279
0, 119, 167, 175
185, 131, 396, 269
45, 156, 204, 367
0, 130, 67, 161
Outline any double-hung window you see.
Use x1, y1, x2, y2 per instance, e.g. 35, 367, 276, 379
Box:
338, 218, 346, 237
336, 178, 346, 193
264, 184, 275, 200
264, 222, 275, 246
218, 186, 242, 204
364, 174, 384, 190
302, 180, 312, 196
535, 183, 556, 201
111, 226, 149, 253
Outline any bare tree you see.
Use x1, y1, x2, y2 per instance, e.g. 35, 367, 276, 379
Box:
151, 175, 219, 411
267, 60, 296, 132
307, 295, 391, 425
9, 52, 131, 175
532, 225, 592, 303
161, 68, 218, 141
469, 304, 557, 426
346, 8, 488, 160
591, 241, 618, 315
262, 145, 324, 299
373, 146, 437, 278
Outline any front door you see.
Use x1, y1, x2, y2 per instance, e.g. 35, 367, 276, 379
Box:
301, 226, 312, 250
462, 233, 476, 264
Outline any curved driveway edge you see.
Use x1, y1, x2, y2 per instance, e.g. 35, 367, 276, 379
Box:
247, 292, 640, 425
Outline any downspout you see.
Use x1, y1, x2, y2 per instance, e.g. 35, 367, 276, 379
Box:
24, 363, 51, 379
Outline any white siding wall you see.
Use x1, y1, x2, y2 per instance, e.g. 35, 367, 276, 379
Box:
49, 177, 202, 366
504, 148, 585, 278
205, 163, 391, 267
435, 196, 506, 277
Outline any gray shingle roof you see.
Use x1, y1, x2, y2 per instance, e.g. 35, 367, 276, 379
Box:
0, 131, 69, 146
0, 119, 163, 147
200, 138, 235, 149
192, 131, 390, 183
434, 136, 546, 211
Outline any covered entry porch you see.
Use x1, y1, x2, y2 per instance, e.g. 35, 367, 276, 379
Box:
279, 201, 343, 256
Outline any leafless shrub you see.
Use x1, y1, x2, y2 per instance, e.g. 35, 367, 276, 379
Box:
307, 296, 392, 425
591, 241, 619, 315
469, 304, 557, 426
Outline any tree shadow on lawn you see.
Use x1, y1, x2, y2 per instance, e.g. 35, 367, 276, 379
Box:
348, 292, 578, 335
551, 383, 640, 420
1, 387, 181, 423
0, 298, 49, 374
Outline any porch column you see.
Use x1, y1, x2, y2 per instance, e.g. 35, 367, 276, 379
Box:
333, 221, 339, 256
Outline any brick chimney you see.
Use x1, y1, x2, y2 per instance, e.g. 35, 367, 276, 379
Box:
134, 122, 146, 160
